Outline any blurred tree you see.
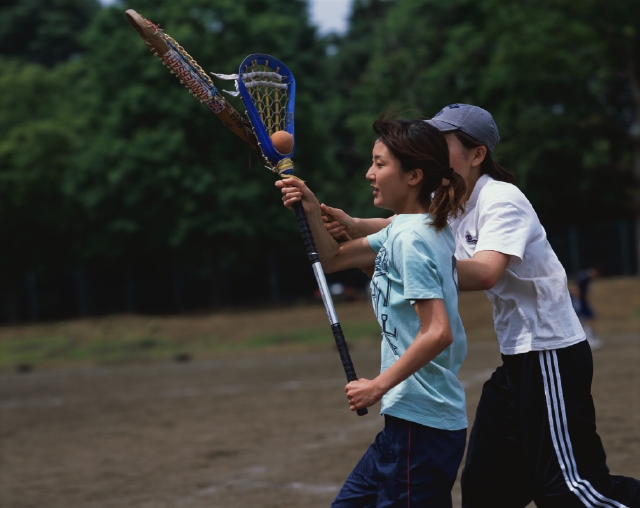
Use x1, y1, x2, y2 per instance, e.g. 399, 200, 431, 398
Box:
476, 0, 638, 228
1, 0, 638, 321
66, 0, 333, 265
318, 0, 393, 218
0, 0, 334, 272
326, 0, 638, 232
0, 57, 92, 272
0, 0, 100, 66
585, 0, 640, 271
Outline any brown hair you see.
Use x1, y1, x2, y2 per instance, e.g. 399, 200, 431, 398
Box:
453, 130, 517, 185
373, 118, 466, 231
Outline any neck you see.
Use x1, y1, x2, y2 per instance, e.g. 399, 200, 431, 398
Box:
393, 198, 427, 215
464, 167, 483, 201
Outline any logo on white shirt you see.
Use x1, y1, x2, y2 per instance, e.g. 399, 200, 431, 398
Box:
465, 233, 478, 245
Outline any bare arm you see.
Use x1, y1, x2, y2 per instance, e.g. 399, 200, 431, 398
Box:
457, 250, 511, 291
321, 204, 394, 240
345, 298, 454, 411
320, 203, 510, 289
321, 206, 392, 277
276, 178, 377, 272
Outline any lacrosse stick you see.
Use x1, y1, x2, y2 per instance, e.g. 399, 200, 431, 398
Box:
125, 13, 366, 415
217, 54, 366, 415
125, 9, 257, 150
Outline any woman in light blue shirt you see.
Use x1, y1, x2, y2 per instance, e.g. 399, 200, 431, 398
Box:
277, 117, 468, 507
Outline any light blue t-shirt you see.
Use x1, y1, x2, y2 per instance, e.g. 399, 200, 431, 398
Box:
367, 214, 467, 431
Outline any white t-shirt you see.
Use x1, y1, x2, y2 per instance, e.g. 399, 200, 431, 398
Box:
449, 174, 585, 355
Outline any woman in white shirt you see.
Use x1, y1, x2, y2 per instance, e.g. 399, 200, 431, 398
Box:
319, 104, 640, 508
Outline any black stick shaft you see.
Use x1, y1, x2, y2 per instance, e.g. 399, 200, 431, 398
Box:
293, 201, 367, 416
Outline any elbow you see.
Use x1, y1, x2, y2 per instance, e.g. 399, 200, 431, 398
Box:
441, 330, 454, 349
319, 245, 346, 273
478, 276, 496, 291
478, 271, 501, 290
319, 255, 340, 274
431, 329, 454, 352
322, 262, 338, 274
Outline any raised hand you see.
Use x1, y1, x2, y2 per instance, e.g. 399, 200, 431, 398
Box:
275, 178, 320, 216
321, 204, 355, 241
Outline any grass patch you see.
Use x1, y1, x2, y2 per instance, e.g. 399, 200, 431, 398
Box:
0, 334, 189, 367
245, 321, 381, 348
0, 320, 382, 369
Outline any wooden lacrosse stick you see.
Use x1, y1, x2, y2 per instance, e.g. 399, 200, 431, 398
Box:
125, 9, 258, 150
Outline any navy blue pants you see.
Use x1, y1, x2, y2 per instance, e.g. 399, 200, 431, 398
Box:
462, 340, 640, 507
332, 415, 466, 508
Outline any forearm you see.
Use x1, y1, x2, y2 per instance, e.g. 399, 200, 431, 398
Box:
349, 217, 393, 239
304, 201, 377, 274
278, 179, 377, 272
376, 330, 452, 393
456, 259, 493, 291
345, 299, 452, 411
456, 251, 511, 291
303, 200, 342, 268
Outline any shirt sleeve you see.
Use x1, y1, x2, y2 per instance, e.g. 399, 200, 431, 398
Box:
367, 225, 389, 254
391, 231, 443, 302
475, 200, 533, 267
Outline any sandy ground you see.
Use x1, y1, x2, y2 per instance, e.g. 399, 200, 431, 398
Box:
1, 278, 638, 508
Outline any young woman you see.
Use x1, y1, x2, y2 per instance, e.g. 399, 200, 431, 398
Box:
320, 104, 640, 508
276, 117, 468, 507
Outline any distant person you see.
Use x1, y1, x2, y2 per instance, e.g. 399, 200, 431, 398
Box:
571, 268, 603, 349
320, 104, 640, 507
278, 117, 469, 506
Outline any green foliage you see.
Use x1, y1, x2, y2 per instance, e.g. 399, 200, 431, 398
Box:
0, 58, 92, 270
326, 0, 638, 224
0, 0, 99, 66
0, 0, 637, 285
65, 0, 333, 262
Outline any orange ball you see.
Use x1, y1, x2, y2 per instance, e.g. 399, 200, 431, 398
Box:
270, 130, 294, 155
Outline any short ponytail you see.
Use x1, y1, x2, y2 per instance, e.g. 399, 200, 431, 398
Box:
429, 171, 466, 231
373, 116, 466, 232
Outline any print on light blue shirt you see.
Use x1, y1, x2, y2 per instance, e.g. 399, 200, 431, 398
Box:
371, 246, 400, 357
367, 214, 467, 431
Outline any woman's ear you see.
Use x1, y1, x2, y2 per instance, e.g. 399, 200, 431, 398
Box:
408, 168, 424, 186
471, 145, 487, 167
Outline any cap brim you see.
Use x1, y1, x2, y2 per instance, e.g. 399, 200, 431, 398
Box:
424, 119, 459, 132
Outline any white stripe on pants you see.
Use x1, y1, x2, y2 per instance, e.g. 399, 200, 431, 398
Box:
539, 350, 627, 508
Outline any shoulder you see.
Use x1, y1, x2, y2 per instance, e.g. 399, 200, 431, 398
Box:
389, 215, 437, 241
478, 180, 535, 216
391, 216, 454, 257
480, 179, 527, 203
386, 215, 426, 244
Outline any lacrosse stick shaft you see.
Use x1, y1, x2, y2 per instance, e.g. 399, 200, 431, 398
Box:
293, 201, 367, 416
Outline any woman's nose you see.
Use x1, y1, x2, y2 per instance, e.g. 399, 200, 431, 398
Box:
366, 165, 375, 180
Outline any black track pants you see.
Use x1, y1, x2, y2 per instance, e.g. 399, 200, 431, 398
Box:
461, 340, 640, 508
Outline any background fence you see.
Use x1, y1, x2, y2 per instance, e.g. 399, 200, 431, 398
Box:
547, 218, 637, 278
0, 218, 635, 325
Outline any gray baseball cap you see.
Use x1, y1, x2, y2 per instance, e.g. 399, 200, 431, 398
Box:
425, 104, 500, 153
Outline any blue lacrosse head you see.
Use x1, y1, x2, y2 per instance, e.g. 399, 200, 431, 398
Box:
237, 54, 296, 164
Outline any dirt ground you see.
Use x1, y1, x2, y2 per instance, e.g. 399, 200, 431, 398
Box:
1, 278, 639, 508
